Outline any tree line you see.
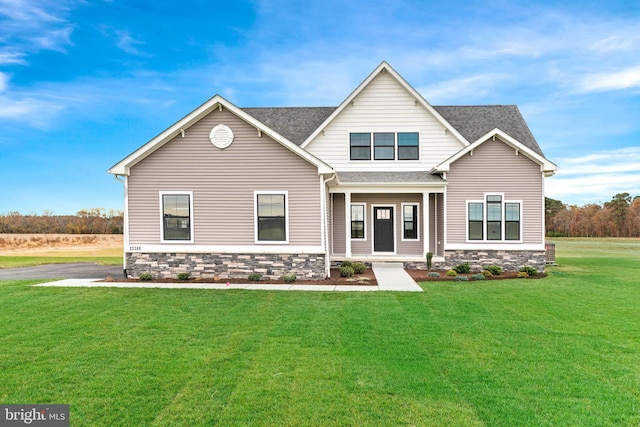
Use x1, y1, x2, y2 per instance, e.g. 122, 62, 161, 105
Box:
546, 193, 640, 237
0, 208, 123, 234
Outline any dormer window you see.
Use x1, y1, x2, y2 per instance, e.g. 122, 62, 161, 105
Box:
350, 132, 419, 161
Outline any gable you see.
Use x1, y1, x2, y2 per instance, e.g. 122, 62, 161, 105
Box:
433, 129, 557, 176
303, 69, 467, 171
108, 96, 332, 176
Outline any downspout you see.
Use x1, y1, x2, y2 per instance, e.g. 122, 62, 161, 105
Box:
321, 172, 337, 278
114, 174, 129, 278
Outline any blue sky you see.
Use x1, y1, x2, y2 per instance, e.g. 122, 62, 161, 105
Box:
1, 0, 639, 214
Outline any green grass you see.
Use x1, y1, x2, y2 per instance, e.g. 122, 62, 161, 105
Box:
0, 255, 122, 268
1, 239, 639, 425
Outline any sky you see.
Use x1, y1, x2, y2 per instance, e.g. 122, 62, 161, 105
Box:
1, 0, 640, 215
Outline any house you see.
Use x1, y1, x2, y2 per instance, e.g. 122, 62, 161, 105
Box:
108, 61, 557, 280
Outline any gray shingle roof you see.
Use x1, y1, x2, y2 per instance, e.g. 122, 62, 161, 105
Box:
337, 171, 445, 184
243, 104, 544, 157
242, 107, 336, 146
433, 105, 544, 156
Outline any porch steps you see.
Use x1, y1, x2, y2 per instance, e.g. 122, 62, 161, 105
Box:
371, 263, 423, 292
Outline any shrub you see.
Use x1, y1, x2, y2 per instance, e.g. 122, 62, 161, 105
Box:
425, 252, 433, 270
139, 272, 153, 281
472, 273, 486, 280
177, 272, 191, 281
446, 269, 457, 277
248, 273, 261, 281
455, 275, 469, 281
517, 271, 529, 278
341, 260, 353, 268
340, 266, 355, 277
482, 270, 493, 277
282, 273, 297, 283
352, 262, 367, 274
519, 266, 538, 276
485, 265, 502, 276
428, 271, 441, 278
454, 262, 471, 274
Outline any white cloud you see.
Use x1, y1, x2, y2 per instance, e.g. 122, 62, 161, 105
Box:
578, 65, 640, 92
546, 147, 640, 204
418, 74, 510, 104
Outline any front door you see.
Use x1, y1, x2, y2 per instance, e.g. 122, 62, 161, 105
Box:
373, 206, 394, 252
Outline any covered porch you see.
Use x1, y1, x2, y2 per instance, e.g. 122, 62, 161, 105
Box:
328, 171, 445, 268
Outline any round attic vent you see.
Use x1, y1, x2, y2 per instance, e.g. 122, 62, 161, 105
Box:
209, 124, 234, 149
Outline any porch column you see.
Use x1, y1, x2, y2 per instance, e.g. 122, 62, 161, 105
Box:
423, 192, 429, 258
344, 191, 352, 258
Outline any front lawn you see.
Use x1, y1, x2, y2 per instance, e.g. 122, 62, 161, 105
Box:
1, 239, 639, 425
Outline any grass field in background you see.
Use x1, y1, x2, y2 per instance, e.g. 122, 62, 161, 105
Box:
0, 239, 639, 426
0, 255, 122, 268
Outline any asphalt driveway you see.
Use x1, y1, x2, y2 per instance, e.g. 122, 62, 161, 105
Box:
0, 263, 124, 280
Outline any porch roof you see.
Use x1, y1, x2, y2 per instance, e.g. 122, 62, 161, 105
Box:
336, 171, 445, 185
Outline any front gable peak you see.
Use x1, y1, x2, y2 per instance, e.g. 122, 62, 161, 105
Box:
300, 61, 468, 148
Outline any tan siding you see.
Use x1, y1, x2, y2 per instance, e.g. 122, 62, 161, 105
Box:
437, 194, 444, 256
305, 72, 465, 170
128, 108, 321, 246
332, 194, 345, 254
446, 138, 543, 245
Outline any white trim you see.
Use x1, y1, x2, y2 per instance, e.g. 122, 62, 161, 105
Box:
465, 193, 523, 243
126, 244, 325, 254
350, 202, 367, 241
329, 184, 446, 194
371, 204, 396, 255
344, 192, 351, 257
446, 243, 545, 251
254, 191, 289, 244
159, 191, 194, 244
422, 192, 429, 257
400, 202, 420, 242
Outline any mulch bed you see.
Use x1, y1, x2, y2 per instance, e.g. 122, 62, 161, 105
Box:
105, 268, 545, 286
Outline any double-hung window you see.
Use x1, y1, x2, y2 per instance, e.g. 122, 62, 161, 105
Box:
402, 204, 419, 240
374, 133, 395, 160
349, 132, 419, 161
255, 192, 288, 243
468, 195, 521, 242
161, 191, 193, 242
398, 133, 419, 160
351, 204, 365, 239
349, 133, 371, 160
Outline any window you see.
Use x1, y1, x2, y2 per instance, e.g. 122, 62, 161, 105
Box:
486, 195, 502, 240
467, 195, 521, 242
256, 193, 287, 242
350, 133, 371, 160
402, 204, 418, 240
505, 203, 521, 240
161, 192, 193, 242
398, 133, 419, 160
374, 133, 395, 160
349, 132, 419, 161
468, 203, 483, 240
351, 204, 365, 239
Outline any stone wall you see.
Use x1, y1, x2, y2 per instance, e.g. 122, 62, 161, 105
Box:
126, 252, 327, 280
443, 250, 546, 272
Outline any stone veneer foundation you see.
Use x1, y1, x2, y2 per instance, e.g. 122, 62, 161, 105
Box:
375, 250, 545, 272
442, 250, 546, 272
126, 252, 327, 280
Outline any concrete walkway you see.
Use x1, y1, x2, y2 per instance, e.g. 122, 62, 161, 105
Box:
33, 266, 423, 292
372, 262, 423, 292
